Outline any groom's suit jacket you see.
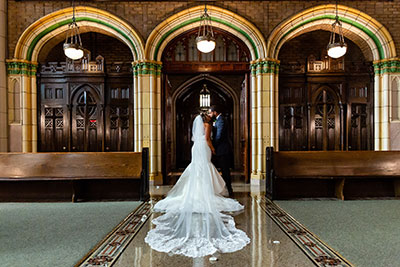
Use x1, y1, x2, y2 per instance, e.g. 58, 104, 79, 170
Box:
212, 115, 231, 156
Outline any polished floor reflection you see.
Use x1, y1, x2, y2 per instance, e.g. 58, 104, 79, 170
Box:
113, 184, 314, 267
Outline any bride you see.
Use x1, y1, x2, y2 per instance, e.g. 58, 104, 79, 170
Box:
145, 112, 250, 258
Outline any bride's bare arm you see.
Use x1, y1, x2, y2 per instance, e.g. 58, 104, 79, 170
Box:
204, 123, 216, 154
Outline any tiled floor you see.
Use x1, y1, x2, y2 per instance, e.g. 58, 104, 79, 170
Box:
111, 184, 315, 267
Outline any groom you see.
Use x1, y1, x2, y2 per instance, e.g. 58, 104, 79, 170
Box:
208, 105, 233, 197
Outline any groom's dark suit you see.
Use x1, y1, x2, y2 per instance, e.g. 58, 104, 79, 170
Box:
212, 114, 233, 195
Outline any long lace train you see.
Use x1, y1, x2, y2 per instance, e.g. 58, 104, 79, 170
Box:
144, 115, 250, 257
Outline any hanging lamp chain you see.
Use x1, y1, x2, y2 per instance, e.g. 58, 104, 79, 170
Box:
198, 4, 214, 40
67, 0, 82, 47
329, 0, 345, 46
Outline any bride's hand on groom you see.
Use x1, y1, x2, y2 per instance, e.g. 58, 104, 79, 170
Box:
211, 147, 216, 154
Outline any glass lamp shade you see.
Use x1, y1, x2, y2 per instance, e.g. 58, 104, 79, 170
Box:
199, 84, 211, 109
63, 43, 84, 60
196, 36, 216, 53
200, 94, 210, 108
327, 42, 347, 59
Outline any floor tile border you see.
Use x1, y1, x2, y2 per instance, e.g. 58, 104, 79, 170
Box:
76, 201, 152, 267
258, 196, 354, 267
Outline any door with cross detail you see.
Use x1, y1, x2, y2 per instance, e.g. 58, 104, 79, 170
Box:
310, 87, 341, 150
71, 87, 103, 152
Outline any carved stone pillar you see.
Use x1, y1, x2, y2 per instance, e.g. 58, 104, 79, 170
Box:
6, 60, 38, 152
133, 60, 162, 184
250, 59, 280, 185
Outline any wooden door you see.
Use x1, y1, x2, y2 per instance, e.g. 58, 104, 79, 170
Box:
347, 83, 373, 150
279, 85, 307, 151
310, 87, 341, 150
39, 83, 69, 152
105, 86, 133, 151
71, 87, 103, 151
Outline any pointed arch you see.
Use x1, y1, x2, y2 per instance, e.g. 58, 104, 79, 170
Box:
145, 5, 267, 61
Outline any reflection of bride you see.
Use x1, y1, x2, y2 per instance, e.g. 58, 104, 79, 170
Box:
145, 112, 250, 258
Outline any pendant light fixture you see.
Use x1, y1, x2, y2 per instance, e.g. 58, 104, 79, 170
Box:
196, 5, 216, 53
199, 84, 211, 109
327, 0, 347, 58
64, 0, 84, 60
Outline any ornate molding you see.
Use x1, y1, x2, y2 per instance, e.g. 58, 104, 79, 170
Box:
250, 59, 280, 75
132, 60, 162, 76
6, 59, 38, 76
373, 58, 400, 74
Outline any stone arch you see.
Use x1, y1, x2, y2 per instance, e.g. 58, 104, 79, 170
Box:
145, 5, 267, 61
13, 6, 145, 62
267, 4, 396, 61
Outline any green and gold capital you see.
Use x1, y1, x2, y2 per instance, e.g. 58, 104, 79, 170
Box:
132, 60, 162, 76
373, 58, 400, 75
250, 59, 280, 75
6, 59, 38, 76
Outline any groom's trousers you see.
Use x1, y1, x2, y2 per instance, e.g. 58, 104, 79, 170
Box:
215, 155, 233, 195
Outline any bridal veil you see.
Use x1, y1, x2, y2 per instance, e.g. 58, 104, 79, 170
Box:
144, 115, 250, 257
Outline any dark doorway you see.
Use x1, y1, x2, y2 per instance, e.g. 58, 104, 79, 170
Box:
175, 80, 234, 168
161, 28, 251, 184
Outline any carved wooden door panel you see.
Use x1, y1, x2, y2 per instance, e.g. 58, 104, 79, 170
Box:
349, 103, 369, 150
347, 84, 372, 150
310, 88, 341, 150
280, 105, 307, 151
39, 83, 69, 152
71, 88, 103, 151
105, 86, 133, 151
279, 85, 307, 151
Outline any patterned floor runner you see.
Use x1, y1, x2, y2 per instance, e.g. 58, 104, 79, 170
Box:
258, 196, 353, 267
77, 201, 152, 267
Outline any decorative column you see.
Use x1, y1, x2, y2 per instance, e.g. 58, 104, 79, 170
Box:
6, 59, 38, 152
374, 58, 400, 150
0, 0, 7, 151
249, 59, 280, 185
133, 60, 162, 184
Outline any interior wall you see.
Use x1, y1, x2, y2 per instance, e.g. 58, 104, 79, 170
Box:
7, 1, 400, 58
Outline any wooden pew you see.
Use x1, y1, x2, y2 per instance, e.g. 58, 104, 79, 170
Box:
0, 148, 149, 202
266, 147, 400, 200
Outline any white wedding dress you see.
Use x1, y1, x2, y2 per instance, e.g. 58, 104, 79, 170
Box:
145, 115, 250, 258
